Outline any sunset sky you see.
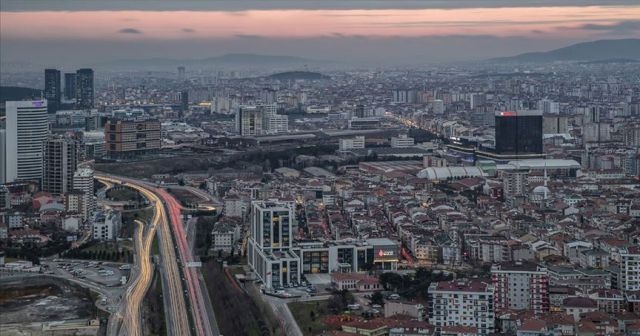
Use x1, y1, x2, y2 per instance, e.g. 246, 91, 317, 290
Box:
1, 0, 639, 66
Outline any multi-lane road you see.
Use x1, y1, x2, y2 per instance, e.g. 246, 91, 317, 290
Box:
97, 175, 192, 336
97, 174, 219, 336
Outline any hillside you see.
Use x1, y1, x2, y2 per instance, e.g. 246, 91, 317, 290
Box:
491, 39, 640, 63
266, 71, 329, 81
104, 53, 322, 67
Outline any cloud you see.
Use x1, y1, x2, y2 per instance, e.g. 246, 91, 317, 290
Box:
181, 28, 195, 33
118, 28, 142, 34
578, 20, 640, 33
234, 34, 262, 39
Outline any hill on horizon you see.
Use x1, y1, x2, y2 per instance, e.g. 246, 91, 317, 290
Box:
491, 39, 640, 63
102, 53, 326, 67
266, 71, 329, 81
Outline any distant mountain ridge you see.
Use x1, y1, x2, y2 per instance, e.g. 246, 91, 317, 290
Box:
103, 53, 325, 67
491, 39, 640, 63
266, 71, 329, 80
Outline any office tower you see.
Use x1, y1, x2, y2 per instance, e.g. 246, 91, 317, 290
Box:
428, 279, 495, 335
43, 138, 78, 195
247, 200, 299, 289
4, 100, 49, 184
44, 69, 61, 113
104, 119, 161, 158
433, 99, 444, 114
470, 93, 486, 108
64, 73, 76, 100
180, 90, 189, 115
177, 66, 186, 80
491, 262, 549, 315
495, 110, 543, 155
75, 68, 94, 109
73, 168, 95, 221
235, 106, 263, 136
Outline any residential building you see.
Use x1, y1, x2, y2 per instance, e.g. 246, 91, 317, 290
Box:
42, 138, 77, 195
72, 168, 95, 221
428, 280, 495, 335
491, 262, 549, 315
211, 221, 241, 253
620, 246, 640, 291
92, 210, 121, 240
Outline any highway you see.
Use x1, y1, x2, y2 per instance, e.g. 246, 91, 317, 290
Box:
96, 175, 192, 336
156, 188, 219, 336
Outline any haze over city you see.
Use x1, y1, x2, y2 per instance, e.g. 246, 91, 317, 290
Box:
0, 1, 639, 336
1, 0, 640, 67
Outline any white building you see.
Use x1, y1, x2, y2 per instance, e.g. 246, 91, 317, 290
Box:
433, 100, 445, 114
4, 100, 49, 184
428, 279, 495, 335
73, 168, 95, 221
339, 136, 365, 151
92, 210, 121, 240
620, 247, 640, 291
224, 198, 248, 217
211, 222, 241, 253
7, 212, 24, 229
491, 262, 549, 315
247, 200, 300, 289
390, 134, 415, 148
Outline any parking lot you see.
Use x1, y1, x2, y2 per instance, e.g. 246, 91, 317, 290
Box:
43, 260, 129, 287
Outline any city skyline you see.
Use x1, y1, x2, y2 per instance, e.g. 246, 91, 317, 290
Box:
1, 0, 639, 67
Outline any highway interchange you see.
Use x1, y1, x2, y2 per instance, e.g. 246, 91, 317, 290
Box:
97, 174, 219, 336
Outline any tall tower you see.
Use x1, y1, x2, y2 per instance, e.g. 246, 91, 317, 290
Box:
75, 68, 94, 110
64, 73, 77, 100
73, 168, 95, 221
44, 69, 61, 114
4, 100, 49, 184
43, 138, 78, 195
495, 110, 543, 155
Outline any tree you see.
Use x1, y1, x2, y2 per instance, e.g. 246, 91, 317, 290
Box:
370, 291, 384, 306
309, 310, 316, 321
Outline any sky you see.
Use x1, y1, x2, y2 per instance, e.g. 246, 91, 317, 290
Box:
1, 0, 639, 68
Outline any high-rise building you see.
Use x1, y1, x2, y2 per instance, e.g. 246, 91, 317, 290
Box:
543, 115, 568, 134
72, 168, 95, 221
0, 129, 6, 183
44, 69, 61, 114
104, 119, 161, 158
235, 106, 263, 136
75, 68, 94, 110
428, 279, 495, 335
247, 200, 300, 289
180, 90, 189, 115
261, 88, 277, 104
433, 99, 445, 114
491, 262, 549, 315
470, 93, 486, 108
177, 66, 186, 80
64, 73, 76, 100
494, 110, 543, 155
43, 138, 78, 195
4, 100, 49, 184
354, 104, 366, 118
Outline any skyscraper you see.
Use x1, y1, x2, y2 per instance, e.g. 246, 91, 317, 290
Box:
4, 100, 49, 184
494, 110, 543, 155
75, 68, 94, 109
43, 138, 78, 195
180, 90, 189, 115
44, 69, 61, 114
73, 168, 96, 221
235, 106, 263, 136
64, 73, 76, 100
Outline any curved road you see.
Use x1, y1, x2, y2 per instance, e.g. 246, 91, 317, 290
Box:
97, 175, 191, 336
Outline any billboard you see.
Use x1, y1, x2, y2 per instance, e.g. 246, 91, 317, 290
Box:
373, 245, 399, 262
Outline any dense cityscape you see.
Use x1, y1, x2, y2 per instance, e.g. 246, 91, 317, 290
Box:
1, 1, 640, 336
